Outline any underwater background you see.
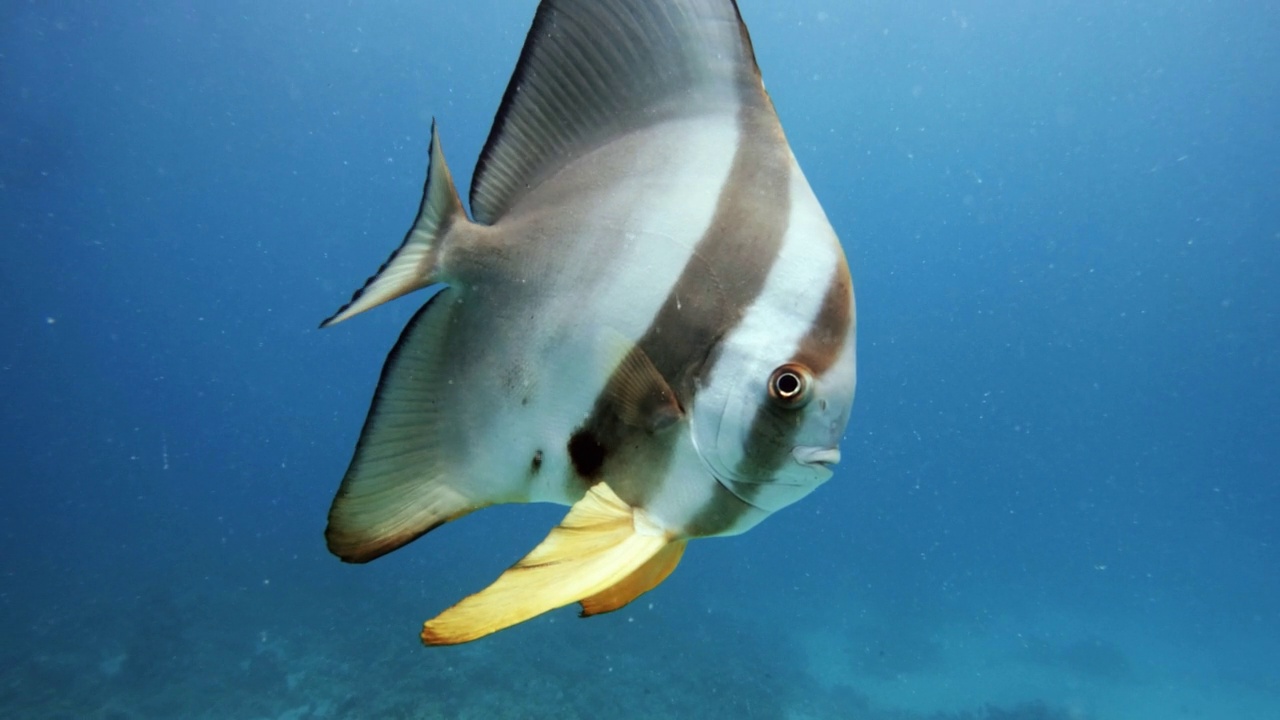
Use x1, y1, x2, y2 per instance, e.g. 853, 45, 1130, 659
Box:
2, 0, 1277, 718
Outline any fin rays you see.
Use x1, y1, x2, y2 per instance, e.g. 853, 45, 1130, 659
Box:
321, 121, 464, 327
470, 0, 761, 224
579, 538, 687, 617
325, 289, 480, 563
421, 483, 678, 645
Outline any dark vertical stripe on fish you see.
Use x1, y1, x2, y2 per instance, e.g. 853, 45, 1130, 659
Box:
791, 261, 854, 375
640, 109, 792, 400
564, 100, 793, 534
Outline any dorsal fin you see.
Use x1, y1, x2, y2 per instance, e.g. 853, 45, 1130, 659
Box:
469, 0, 766, 225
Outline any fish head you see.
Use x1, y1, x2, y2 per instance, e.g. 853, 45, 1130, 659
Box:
692, 283, 856, 517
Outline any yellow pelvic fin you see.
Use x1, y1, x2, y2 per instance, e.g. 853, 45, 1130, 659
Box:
579, 538, 687, 617
421, 483, 675, 646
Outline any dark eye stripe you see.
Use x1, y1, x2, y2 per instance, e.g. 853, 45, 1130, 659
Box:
726, 264, 853, 505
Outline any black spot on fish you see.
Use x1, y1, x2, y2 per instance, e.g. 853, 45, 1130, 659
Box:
568, 430, 605, 479
531, 450, 543, 472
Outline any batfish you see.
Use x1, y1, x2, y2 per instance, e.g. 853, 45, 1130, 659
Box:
321, 0, 857, 645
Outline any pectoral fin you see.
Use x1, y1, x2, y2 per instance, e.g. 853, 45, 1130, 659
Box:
597, 328, 684, 432
606, 352, 684, 433
421, 483, 676, 646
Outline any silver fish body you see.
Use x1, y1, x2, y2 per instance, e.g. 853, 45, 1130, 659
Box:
322, 0, 855, 645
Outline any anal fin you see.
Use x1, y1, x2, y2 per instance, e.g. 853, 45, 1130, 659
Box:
421, 483, 678, 646
326, 288, 477, 563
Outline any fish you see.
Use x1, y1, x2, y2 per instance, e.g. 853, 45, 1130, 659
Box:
321, 0, 857, 646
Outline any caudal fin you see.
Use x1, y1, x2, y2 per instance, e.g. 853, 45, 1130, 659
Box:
320, 120, 465, 328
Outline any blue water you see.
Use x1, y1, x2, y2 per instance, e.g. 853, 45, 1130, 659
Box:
3, 1, 1277, 718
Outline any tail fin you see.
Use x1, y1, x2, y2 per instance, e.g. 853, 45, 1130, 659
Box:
320, 120, 465, 328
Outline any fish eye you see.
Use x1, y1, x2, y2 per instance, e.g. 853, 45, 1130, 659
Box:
768, 363, 813, 408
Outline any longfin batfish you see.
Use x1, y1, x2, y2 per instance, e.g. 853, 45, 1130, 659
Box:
321, 0, 857, 646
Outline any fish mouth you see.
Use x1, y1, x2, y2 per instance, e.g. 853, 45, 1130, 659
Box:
793, 446, 841, 468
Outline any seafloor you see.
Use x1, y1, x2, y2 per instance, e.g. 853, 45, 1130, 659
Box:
3, 582, 1276, 720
